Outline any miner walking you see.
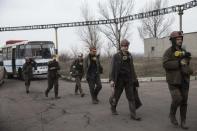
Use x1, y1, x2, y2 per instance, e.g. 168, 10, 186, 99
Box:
45, 55, 61, 99
70, 53, 85, 97
22, 57, 37, 94
109, 39, 142, 121
163, 31, 193, 129
84, 46, 103, 104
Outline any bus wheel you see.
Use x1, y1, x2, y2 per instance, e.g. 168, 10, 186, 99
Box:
18, 68, 24, 80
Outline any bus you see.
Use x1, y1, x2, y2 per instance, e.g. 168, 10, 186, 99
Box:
1, 40, 56, 79
0, 48, 5, 85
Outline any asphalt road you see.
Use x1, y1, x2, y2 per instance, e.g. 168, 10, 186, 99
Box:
0, 79, 197, 131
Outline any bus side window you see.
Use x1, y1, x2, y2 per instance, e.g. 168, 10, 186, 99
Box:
16, 45, 19, 59
19, 45, 25, 58
2, 48, 7, 60
7, 47, 12, 60
0, 52, 3, 66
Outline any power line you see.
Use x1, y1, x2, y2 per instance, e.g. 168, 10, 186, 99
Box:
0, 0, 197, 32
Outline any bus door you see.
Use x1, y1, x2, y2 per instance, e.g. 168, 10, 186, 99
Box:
12, 48, 16, 74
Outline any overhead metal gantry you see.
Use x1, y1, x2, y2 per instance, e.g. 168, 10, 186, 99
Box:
0, 0, 196, 32
0, 0, 197, 53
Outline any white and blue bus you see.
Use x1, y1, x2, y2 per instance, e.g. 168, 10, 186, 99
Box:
1, 40, 56, 79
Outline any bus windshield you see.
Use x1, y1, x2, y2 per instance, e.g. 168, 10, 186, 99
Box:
25, 42, 55, 59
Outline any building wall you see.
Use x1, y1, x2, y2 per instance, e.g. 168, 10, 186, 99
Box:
144, 32, 197, 57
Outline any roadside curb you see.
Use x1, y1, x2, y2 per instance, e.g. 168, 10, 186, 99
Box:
61, 75, 197, 83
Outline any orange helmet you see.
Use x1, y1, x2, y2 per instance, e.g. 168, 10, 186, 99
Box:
169, 31, 183, 40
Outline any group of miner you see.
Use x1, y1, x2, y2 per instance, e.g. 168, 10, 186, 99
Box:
22, 31, 196, 130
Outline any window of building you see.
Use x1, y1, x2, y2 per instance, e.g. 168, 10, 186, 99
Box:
151, 46, 155, 52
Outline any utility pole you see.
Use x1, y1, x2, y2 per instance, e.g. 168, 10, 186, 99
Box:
178, 6, 184, 31
54, 27, 59, 54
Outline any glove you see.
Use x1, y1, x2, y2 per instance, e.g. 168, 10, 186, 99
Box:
110, 81, 115, 88
180, 59, 187, 66
184, 52, 191, 58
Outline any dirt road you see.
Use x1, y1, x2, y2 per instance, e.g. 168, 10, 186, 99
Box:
0, 79, 197, 131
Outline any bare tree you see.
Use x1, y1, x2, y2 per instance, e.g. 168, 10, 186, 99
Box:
78, 3, 102, 52
58, 52, 72, 62
103, 42, 116, 58
138, 0, 174, 38
98, 0, 134, 51
70, 45, 79, 58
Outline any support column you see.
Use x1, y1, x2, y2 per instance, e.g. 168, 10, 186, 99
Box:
54, 27, 59, 54
178, 6, 184, 31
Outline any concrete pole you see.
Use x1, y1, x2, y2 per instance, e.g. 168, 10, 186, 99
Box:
178, 7, 184, 31
54, 27, 58, 54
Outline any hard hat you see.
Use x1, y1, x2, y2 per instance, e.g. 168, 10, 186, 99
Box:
120, 39, 130, 46
89, 46, 97, 51
170, 31, 183, 40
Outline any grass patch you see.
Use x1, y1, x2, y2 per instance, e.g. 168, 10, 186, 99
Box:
59, 57, 197, 78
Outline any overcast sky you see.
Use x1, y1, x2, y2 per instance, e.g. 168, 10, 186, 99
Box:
0, 0, 197, 54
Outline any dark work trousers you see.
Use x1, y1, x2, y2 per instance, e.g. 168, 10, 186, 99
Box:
75, 76, 83, 94
113, 78, 136, 116
87, 75, 102, 100
24, 76, 31, 92
168, 84, 189, 122
46, 77, 59, 97
24, 77, 31, 87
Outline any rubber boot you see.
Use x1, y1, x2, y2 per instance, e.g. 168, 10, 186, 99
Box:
55, 92, 60, 99
109, 97, 118, 115
180, 104, 189, 130
129, 101, 141, 121
45, 90, 48, 97
26, 85, 29, 94
92, 99, 98, 104
169, 104, 178, 126
75, 85, 79, 95
78, 85, 84, 97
